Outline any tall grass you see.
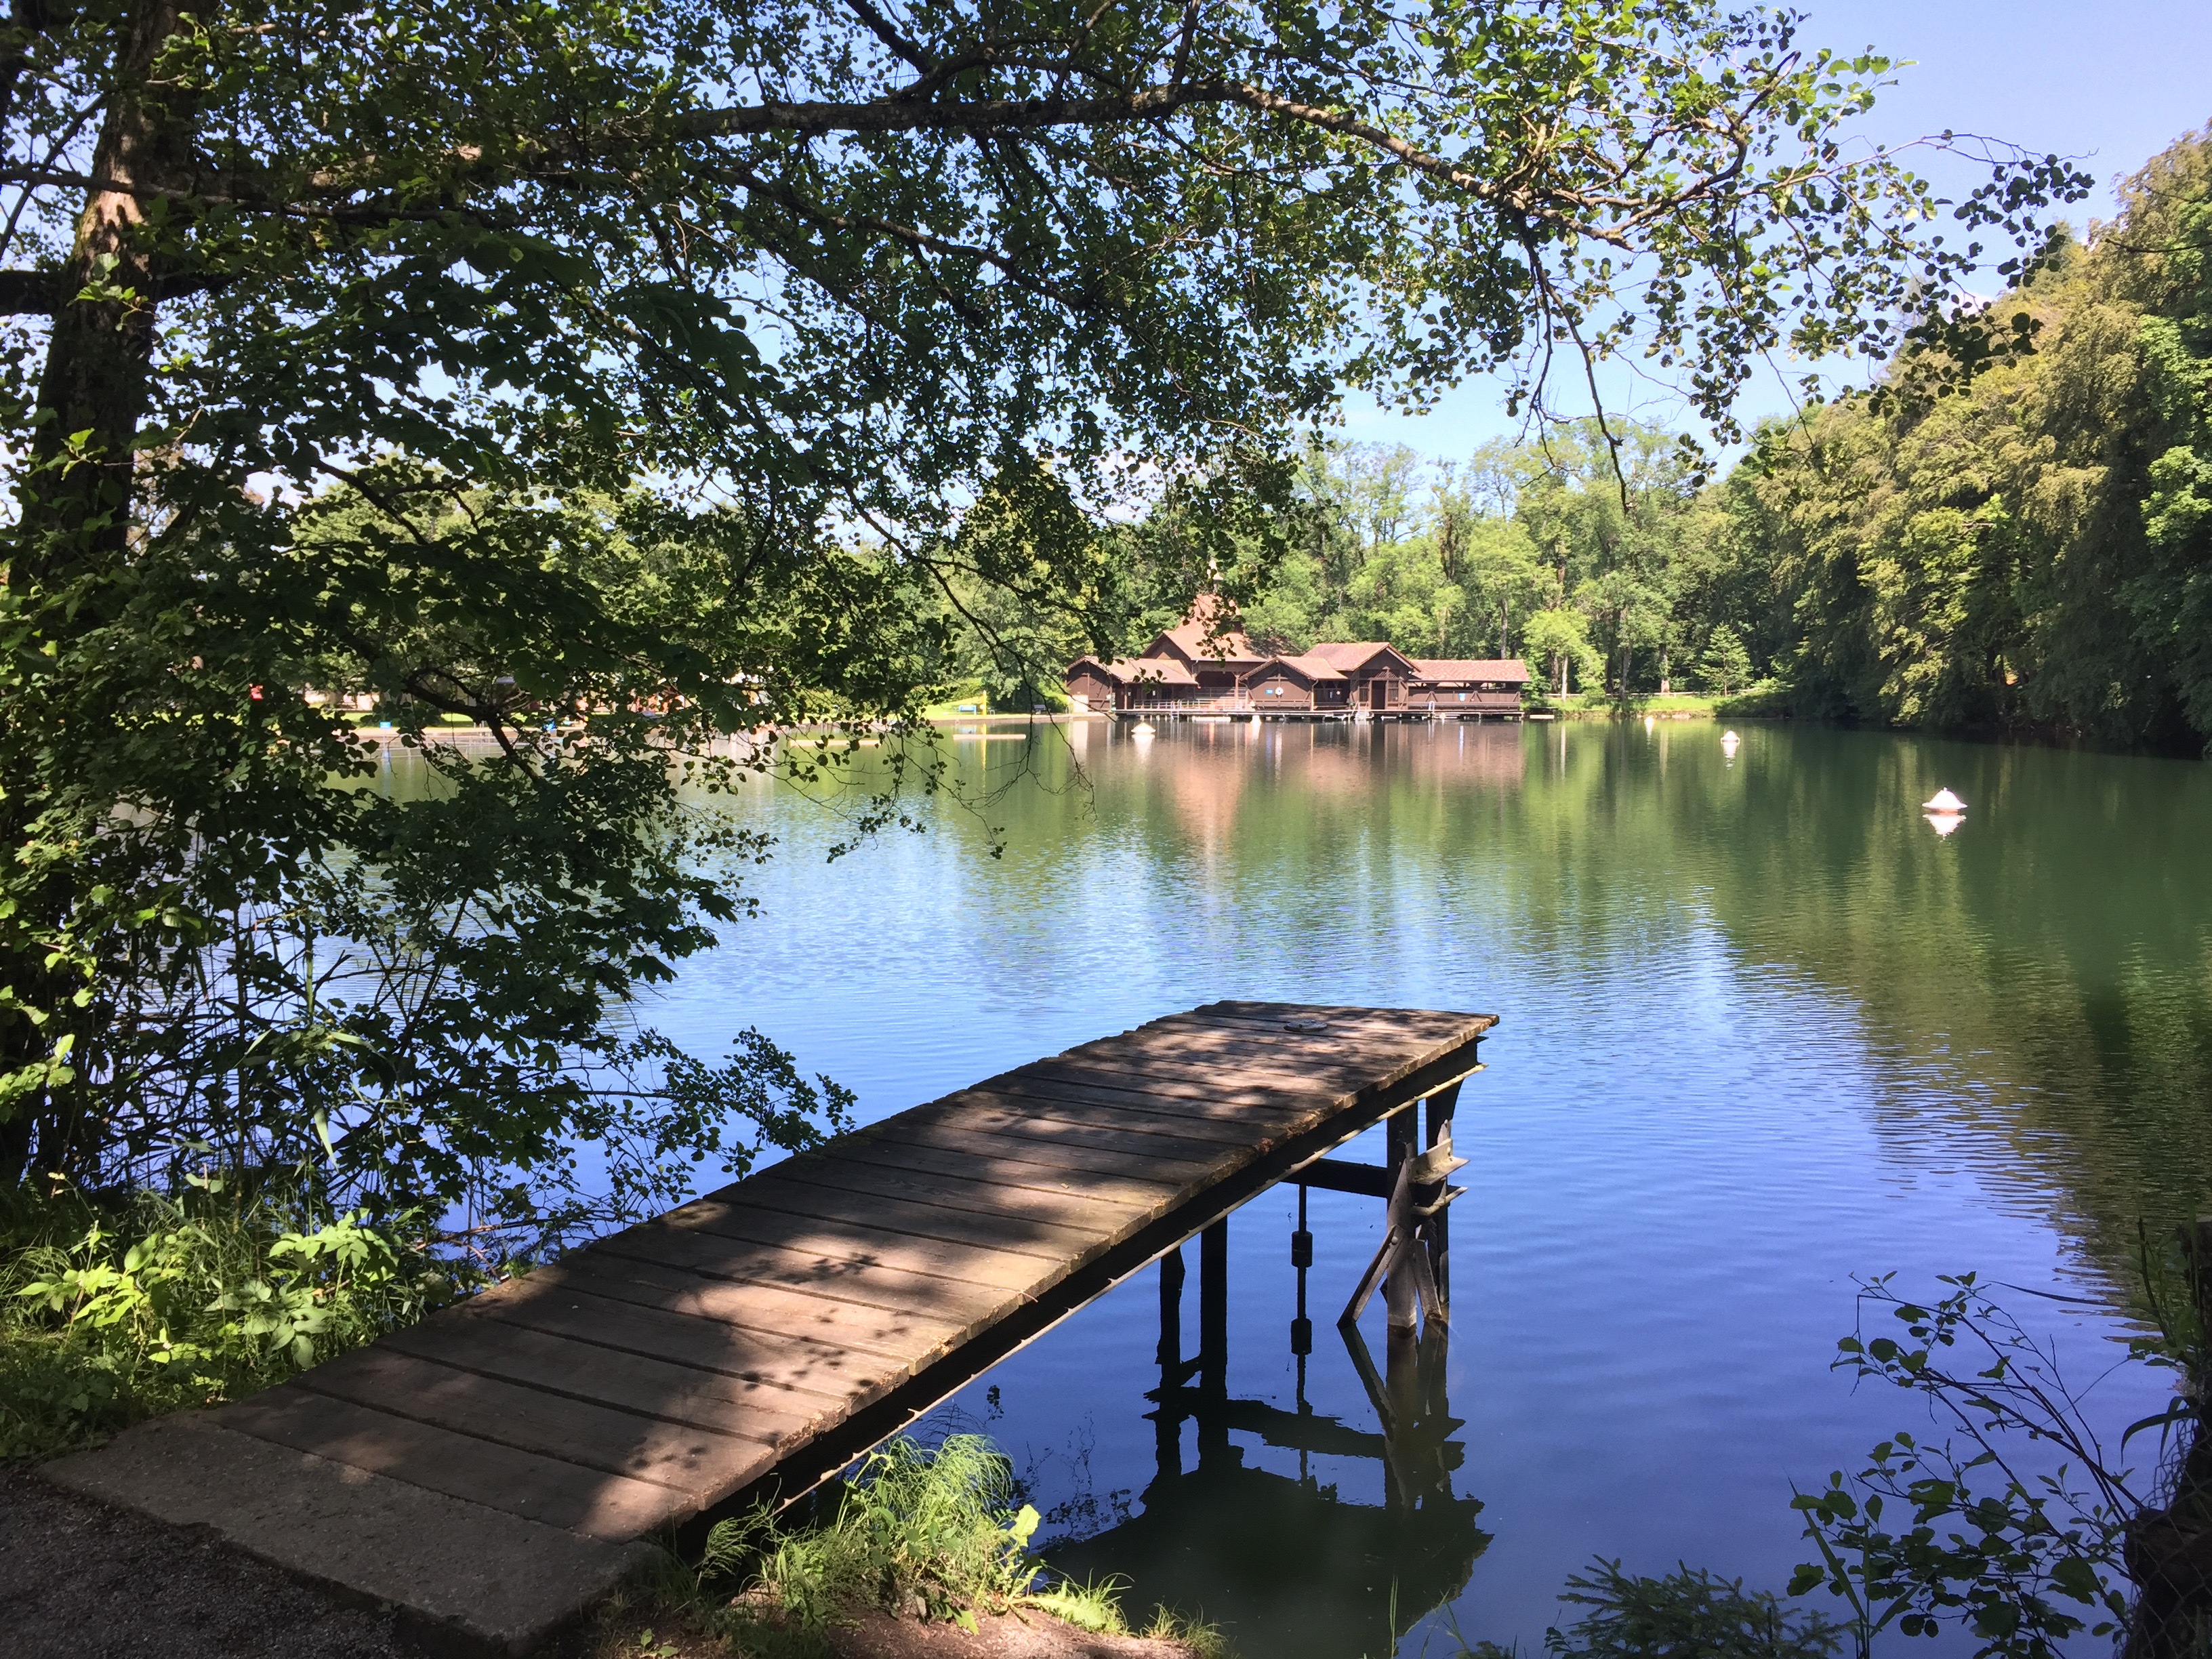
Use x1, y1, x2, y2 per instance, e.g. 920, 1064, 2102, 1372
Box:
1, 1176, 466, 1459
642, 1434, 1226, 1656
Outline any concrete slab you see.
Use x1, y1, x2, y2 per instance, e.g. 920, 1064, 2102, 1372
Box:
43, 1414, 655, 1656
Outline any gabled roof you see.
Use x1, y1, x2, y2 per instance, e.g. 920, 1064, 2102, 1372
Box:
1147, 621, 1260, 665
1145, 592, 1262, 665
1250, 653, 1347, 683
1305, 641, 1418, 674
1072, 655, 1199, 687
1410, 658, 1532, 684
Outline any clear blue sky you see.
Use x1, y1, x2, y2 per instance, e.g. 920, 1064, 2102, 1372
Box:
1343, 0, 2212, 459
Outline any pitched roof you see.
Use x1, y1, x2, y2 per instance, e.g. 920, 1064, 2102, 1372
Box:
1252, 653, 1348, 683
1147, 592, 1261, 665
1078, 655, 1198, 686
1151, 620, 1259, 664
1305, 641, 1418, 673
1410, 658, 1532, 684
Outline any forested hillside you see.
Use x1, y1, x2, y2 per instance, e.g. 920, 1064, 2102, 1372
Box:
1033, 127, 2210, 749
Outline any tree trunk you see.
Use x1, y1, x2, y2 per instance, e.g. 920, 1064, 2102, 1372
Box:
2, 0, 201, 1187
16, 0, 194, 586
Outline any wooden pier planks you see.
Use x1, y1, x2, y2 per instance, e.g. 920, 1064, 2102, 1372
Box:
45, 1000, 1494, 1654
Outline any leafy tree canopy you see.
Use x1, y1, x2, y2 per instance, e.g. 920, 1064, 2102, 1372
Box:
0, 0, 2083, 1218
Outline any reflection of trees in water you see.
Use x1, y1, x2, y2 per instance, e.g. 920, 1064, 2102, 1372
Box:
665, 718, 2212, 1279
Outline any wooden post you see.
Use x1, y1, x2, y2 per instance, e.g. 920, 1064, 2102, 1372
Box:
1200, 1220, 1227, 1395
1155, 1247, 1184, 1481
1425, 1082, 1462, 1309
1385, 1107, 1420, 1331
1158, 1245, 1185, 1372
1197, 1218, 1229, 1467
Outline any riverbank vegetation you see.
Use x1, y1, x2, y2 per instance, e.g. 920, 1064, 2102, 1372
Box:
595, 1435, 1222, 1659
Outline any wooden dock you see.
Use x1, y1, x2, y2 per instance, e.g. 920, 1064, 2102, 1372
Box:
47, 1000, 1494, 1654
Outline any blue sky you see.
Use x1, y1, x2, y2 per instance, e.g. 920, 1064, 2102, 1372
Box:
1343, 0, 2212, 459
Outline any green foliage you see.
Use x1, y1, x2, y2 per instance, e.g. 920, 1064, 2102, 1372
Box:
1, 1176, 460, 1458
1460, 1561, 1841, 1658
697, 1436, 1045, 1646
639, 1434, 1228, 1656
1723, 127, 2212, 748
1789, 1274, 2137, 1658
1702, 626, 1757, 696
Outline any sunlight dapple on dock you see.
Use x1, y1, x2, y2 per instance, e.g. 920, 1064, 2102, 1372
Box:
46, 1000, 1495, 1654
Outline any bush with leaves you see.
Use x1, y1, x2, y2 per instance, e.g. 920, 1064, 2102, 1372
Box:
1, 1172, 465, 1458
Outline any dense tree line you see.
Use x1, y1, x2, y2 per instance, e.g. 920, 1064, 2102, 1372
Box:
1720, 127, 2212, 750
1187, 129, 2212, 746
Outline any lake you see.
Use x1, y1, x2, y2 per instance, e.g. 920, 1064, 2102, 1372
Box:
543, 716, 2210, 1655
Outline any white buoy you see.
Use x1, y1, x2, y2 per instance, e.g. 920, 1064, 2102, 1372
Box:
1643, 714, 1656, 732
1131, 720, 1155, 742
1720, 729, 1740, 755
1924, 811, 1964, 838
1923, 787, 1966, 813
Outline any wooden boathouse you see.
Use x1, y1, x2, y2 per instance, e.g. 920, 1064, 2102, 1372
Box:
1066, 600, 1530, 721
49, 1001, 1495, 1655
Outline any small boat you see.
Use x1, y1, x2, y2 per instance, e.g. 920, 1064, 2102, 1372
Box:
1923, 788, 1967, 813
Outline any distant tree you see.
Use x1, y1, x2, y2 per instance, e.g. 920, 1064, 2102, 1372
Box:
1524, 608, 1606, 701
1701, 626, 1755, 696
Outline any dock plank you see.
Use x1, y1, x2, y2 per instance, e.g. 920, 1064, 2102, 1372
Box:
506, 1255, 969, 1363
49, 1001, 1496, 1657
824, 1134, 1189, 1207
211, 1387, 682, 1539
758, 1154, 1171, 1227
293, 1345, 766, 1502
856, 1119, 1218, 1186
426, 1286, 887, 1408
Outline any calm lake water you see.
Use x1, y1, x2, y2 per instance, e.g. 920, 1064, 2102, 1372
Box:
457, 719, 2212, 1655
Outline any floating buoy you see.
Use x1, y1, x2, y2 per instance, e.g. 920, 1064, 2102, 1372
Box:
1923, 787, 1966, 813
1131, 721, 1155, 742
1643, 714, 1656, 732
1720, 729, 1740, 756
1924, 811, 1965, 838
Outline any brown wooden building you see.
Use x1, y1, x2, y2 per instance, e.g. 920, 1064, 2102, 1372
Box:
1066, 602, 1528, 720
1408, 659, 1532, 717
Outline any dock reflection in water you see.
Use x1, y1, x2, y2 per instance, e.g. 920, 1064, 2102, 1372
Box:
1054, 1149, 1488, 1658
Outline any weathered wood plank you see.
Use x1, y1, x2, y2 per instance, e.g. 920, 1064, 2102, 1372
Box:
293, 1345, 764, 1503
714, 1174, 1120, 1261
821, 1133, 1189, 1208
380, 1315, 841, 1437
432, 1282, 891, 1407
584, 1218, 1031, 1311
758, 1152, 1171, 1229
511, 1253, 970, 1363
213, 1386, 684, 1540
924, 1086, 1295, 1147
655, 1202, 1062, 1292
855, 1118, 1218, 1187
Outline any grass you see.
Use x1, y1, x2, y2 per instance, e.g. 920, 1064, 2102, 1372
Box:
1529, 691, 1726, 718
603, 1434, 1227, 1658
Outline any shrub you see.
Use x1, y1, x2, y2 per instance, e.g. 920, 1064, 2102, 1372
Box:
1, 1175, 464, 1459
